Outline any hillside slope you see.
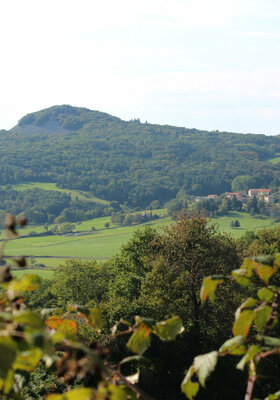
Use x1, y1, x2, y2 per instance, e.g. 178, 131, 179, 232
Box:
0, 105, 279, 207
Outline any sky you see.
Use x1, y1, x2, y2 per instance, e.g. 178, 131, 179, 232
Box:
1, 0, 280, 135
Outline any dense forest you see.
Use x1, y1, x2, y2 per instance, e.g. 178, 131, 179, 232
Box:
0, 105, 279, 208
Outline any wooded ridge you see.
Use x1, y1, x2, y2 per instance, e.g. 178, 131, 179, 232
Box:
0, 105, 279, 208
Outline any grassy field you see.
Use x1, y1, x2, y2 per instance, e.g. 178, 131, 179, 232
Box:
12, 269, 55, 279
268, 153, 280, 164
5, 215, 171, 260
4, 182, 110, 205
4, 212, 278, 262
213, 211, 276, 238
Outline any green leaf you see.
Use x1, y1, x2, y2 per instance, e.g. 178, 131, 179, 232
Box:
200, 277, 223, 303
153, 316, 184, 341
0, 337, 17, 379
47, 388, 93, 400
237, 345, 261, 370
255, 306, 272, 332
233, 310, 255, 338
88, 308, 103, 330
274, 254, 280, 267
235, 297, 258, 321
13, 348, 42, 372
181, 366, 199, 400
241, 258, 260, 270
181, 379, 199, 400
231, 269, 252, 286
108, 384, 129, 400
8, 274, 41, 296
13, 311, 44, 330
256, 334, 280, 347
219, 335, 246, 355
265, 390, 280, 400
3, 369, 14, 395
193, 351, 218, 387
255, 255, 275, 266
256, 264, 275, 284
127, 324, 151, 355
258, 287, 274, 302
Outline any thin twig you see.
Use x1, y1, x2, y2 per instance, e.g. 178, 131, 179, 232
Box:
105, 362, 156, 400
99, 328, 133, 344
244, 360, 256, 400
256, 348, 280, 361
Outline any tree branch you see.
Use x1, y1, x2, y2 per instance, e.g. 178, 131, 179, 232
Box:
105, 362, 156, 400
244, 360, 256, 400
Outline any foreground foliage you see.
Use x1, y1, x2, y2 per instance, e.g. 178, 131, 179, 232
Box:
183, 253, 280, 400
0, 215, 184, 399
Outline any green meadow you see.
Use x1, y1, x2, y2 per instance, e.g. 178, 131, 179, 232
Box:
5, 215, 171, 260
12, 269, 55, 279
4, 182, 110, 205
268, 153, 280, 164
213, 211, 276, 238
4, 211, 278, 264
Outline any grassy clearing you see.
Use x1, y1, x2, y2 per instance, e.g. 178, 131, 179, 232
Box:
12, 269, 55, 279
268, 157, 280, 164
4, 182, 110, 204
213, 211, 277, 238
267, 153, 280, 164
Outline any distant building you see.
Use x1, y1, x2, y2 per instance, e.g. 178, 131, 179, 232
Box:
207, 194, 218, 199
264, 195, 275, 205
225, 192, 247, 202
248, 189, 272, 197
142, 211, 152, 221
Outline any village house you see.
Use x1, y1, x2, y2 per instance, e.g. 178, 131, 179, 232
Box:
264, 195, 275, 205
224, 192, 247, 202
248, 188, 272, 197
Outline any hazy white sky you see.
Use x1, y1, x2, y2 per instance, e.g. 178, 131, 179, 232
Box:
1, 0, 280, 134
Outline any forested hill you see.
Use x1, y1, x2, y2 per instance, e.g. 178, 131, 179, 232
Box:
1, 104, 280, 207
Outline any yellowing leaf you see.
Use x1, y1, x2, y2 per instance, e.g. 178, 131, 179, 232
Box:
258, 287, 274, 302
237, 345, 261, 370
13, 348, 42, 372
57, 320, 78, 336
219, 335, 246, 355
181, 379, 199, 400
233, 310, 255, 338
241, 258, 260, 270
256, 265, 275, 284
127, 323, 151, 355
274, 254, 280, 268
200, 277, 223, 303
265, 390, 280, 400
255, 306, 272, 332
47, 387, 93, 400
232, 269, 252, 286
235, 297, 258, 321
153, 316, 184, 341
108, 384, 129, 400
88, 308, 103, 330
8, 274, 41, 296
45, 315, 63, 329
